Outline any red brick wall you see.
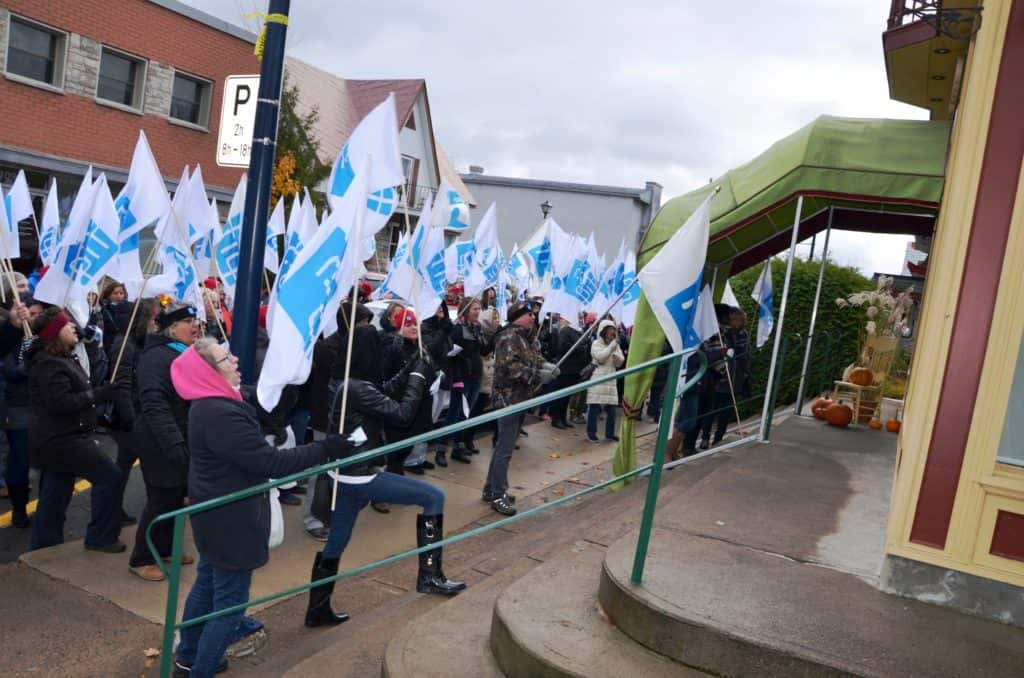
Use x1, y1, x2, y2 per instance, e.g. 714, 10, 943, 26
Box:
0, 0, 258, 190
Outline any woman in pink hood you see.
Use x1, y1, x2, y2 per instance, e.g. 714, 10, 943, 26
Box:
168, 337, 345, 678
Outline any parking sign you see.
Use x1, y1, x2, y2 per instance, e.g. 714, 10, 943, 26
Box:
216, 75, 260, 168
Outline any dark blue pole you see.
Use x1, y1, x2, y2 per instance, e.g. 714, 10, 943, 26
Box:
232, 0, 290, 383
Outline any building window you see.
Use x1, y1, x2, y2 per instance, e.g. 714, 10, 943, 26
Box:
169, 71, 212, 128
405, 110, 416, 130
5, 16, 66, 88
96, 47, 146, 110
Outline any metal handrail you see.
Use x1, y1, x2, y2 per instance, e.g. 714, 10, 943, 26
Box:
150, 350, 707, 677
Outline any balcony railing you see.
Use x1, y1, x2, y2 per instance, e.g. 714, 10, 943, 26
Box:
398, 183, 437, 211
887, 0, 983, 39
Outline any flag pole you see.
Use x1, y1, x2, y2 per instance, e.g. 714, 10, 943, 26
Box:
330, 287, 362, 511
759, 195, 803, 441
232, 0, 290, 384
401, 181, 425, 357
715, 326, 745, 436
795, 203, 833, 415
0, 224, 31, 335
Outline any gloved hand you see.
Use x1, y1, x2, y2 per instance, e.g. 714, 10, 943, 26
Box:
323, 434, 352, 461
410, 358, 436, 386
539, 362, 560, 384
92, 383, 114, 404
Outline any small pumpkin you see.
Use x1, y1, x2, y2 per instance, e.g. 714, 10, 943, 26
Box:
886, 419, 901, 433
849, 367, 874, 387
825, 402, 854, 428
868, 420, 883, 430
811, 397, 834, 420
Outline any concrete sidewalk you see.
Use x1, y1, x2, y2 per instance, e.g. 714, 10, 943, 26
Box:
18, 416, 656, 624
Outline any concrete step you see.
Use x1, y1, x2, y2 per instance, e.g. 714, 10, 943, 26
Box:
491, 541, 707, 678
599, 527, 1024, 678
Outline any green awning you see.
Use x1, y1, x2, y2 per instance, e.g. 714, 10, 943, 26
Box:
613, 115, 950, 480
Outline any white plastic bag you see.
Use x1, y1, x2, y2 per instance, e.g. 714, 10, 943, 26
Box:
268, 487, 284, 549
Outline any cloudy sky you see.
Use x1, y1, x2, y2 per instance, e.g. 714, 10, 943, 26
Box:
186, 0, 928, 276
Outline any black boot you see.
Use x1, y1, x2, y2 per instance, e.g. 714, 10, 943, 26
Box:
450, 446, 472, 464
9, 486, 30, 529
435, 447, 448, 468
305, 551, 350, 628
416, 514, 466, 596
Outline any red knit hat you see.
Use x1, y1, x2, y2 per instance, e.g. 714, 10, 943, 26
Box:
399, 308, 418, 327
39, 310, 71, 342
203, 277, 219, 290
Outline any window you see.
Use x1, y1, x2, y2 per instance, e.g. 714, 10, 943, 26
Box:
405, 110, 416, 130
96, 47, 145, 110
997, 333, 1024, 468
169, 71, 212, 128
5, 16, 66, 88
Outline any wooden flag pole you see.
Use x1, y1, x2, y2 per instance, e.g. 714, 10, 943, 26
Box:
108, 243, 162, 384
330, 287, 362, 511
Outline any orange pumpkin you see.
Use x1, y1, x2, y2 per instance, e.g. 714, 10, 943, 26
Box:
886, 419, 901, 433
849, 367, 874, 386
825, 402, 854, 428
811, 398, 834, 420
868, 420, 883, 430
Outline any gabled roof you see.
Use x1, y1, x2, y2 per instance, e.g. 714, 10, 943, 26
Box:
347, 79, 425, 127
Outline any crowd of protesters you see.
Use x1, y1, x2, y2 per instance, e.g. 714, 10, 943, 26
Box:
0, 265, 755, 676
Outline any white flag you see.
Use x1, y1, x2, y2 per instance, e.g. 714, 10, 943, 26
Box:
2, 170, 34, 259
443, 240, 474, 284
375, 230, 411, 300
522, 219, 551, 290
430, 179, 470, 232
721, 280, 740, 308
327, 93, 404, 237
464, 203, 501, 297
638, 193, 714, 352
214, 175, 247, 310
264, 197, 286, 274
110, 131, 170, 284
413, 200, 447, 320
751, 259, 774, 348
35, 169, 96, 311
259, 167, 367, 410
38, 181, 61, 267
694, 285, 720, 344
539, 219, 581, 324
618, 248, 640, 327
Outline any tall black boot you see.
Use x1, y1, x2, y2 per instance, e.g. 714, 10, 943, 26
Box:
304, 551, 350, 628
416, 514, 466, 596
9, 486, 30, 528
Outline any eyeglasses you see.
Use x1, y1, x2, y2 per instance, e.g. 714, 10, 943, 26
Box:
215, 353, 236, 366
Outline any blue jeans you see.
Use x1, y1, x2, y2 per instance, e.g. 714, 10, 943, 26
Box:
177, 560, 253, 678
586, 404, 617, 440
289, 407, 311, 445
444, 379, 480, 446
323, 472, 445, 559
3, 428, 30, 487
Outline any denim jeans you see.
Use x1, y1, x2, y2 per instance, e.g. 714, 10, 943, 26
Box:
675, 393, 702, 450
30, 457, 122, 551
484, 412, 524, 497
700, 392, 735, 441
176, 560, 253, 678
586, 404, 618, 440
3, 428, 30, 487
323, 472, 445, 559
444, 379, 480, 446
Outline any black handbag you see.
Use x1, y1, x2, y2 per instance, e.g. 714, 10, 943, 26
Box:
579, 362, 598, 381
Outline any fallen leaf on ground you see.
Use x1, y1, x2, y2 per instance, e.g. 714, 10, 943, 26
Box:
549, 452, 560, 459
143, 649, 160, 658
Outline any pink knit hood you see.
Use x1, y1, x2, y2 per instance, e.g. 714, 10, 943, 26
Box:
170, 345, 243, 402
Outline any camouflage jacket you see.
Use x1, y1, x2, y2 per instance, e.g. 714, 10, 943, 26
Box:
491, 324, 545, 410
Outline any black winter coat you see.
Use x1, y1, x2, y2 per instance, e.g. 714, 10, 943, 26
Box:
107, 333, 144, 432
135, 334, 191, 488
449, 320, 490, 383
555, 325, 590, 377
26, 341, 112, 473
327, 372, 428, 475
188, 396, 338, 571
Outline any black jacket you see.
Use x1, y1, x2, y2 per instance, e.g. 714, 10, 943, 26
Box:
449, 320, 490, 383
107, 332, 144, 432
26, 341, 112, 472
135, 334, 191, 488
555, 325, 590, 377
328, 371, 429, 475
188, 396, 338, 571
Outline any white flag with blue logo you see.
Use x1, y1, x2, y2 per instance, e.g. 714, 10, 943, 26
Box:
327, 93, 404, 237
751, 259, 774, 348
109, 131, 170, 284
721, 279, 740, 309
38, 180, 61, 267
185, 166, 216, 280
505, 244, 532, 297
375, 230, 411, 300
443, 240, 474, 284
618, 248, 640, 327
522, 220, 551, 291
2, 169, 33, 259
596, 243, 624, 315
414, 223, 447, 320
148, 171, 205, 319
258, 167, 367, 411
214, 175, 247, 310
638, 192, 714, 352
694, 284, 720, 344
35, 169, 96, 305
430, 179, 471, 232
264, 196, 286, 274
34, 174, 120, 325
464, 203, 501, 297
539, 219, 582, 324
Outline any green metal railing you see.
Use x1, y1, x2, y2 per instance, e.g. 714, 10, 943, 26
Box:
147, 350, 708, 677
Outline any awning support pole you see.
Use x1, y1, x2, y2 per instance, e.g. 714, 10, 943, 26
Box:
795, 203, 833, 416
709, 266, 719, 298
759, 195, 803, 442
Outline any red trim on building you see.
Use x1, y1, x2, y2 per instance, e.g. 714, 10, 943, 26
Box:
990, 510, 1024, 563
910, 2, 1024, 549
883, 21, 939, 53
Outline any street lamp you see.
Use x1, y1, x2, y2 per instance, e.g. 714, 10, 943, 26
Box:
540, 200, 553, 218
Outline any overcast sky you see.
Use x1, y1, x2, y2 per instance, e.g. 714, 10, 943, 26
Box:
186, 0, 928, 276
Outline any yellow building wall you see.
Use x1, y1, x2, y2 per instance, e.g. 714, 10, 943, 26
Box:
886, 0, 1024, 587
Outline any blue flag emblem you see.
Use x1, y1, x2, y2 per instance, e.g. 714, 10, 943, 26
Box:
528, 240, 551, 279
215, 213, 242, 288
330, 146, 354, 199
446, 191, 469, 231
65, 219, 117, 287
367, 188, 396, 216
665, 276, 703, 350
278, 227, 348, 353
166, 246, 196, 300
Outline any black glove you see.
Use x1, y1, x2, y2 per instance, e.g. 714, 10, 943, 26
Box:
410, 358, 436, 386
92, 383, 114, 404
323, 434, 351, 461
